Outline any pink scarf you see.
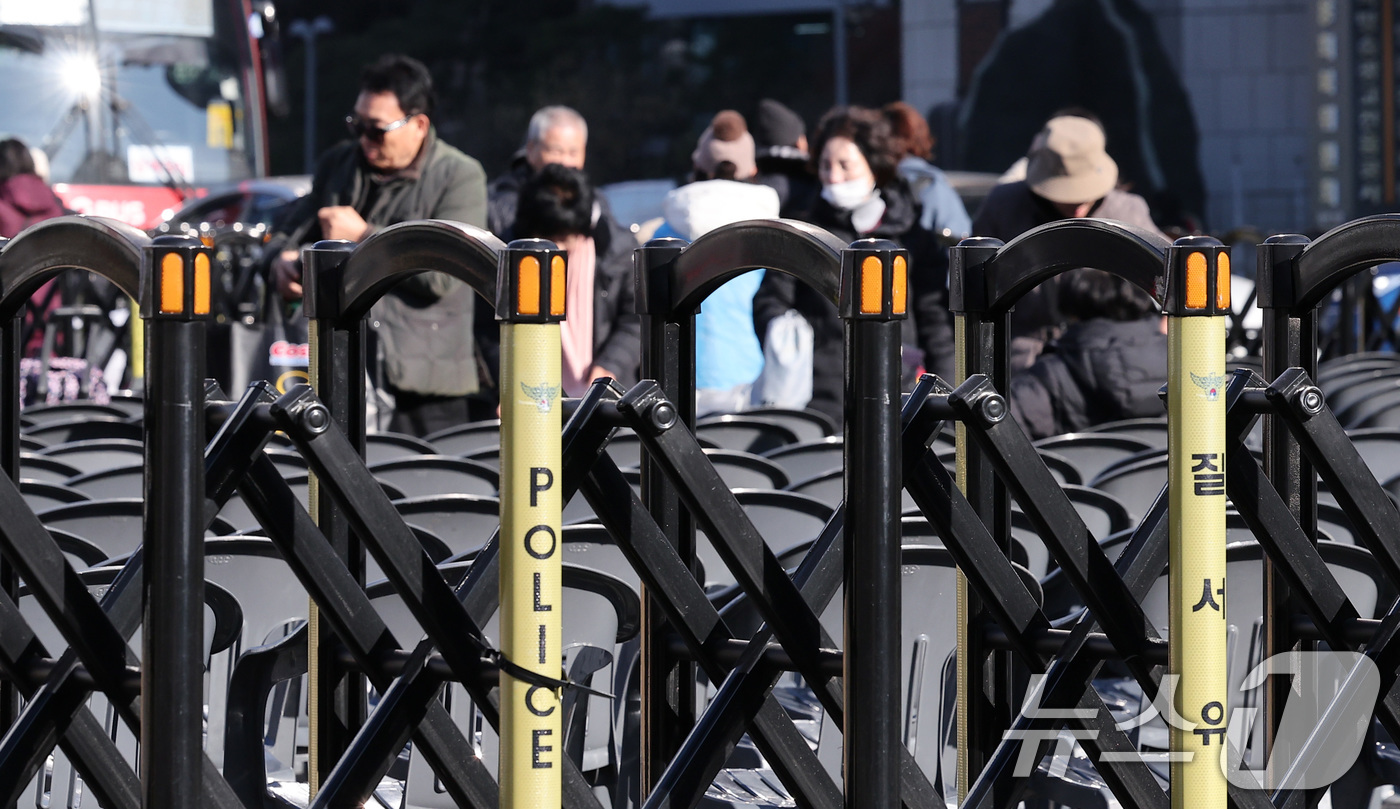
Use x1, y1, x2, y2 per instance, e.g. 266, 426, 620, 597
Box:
558, 233, 595, 396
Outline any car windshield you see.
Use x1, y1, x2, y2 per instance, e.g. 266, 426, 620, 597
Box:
0, 0, 252, 187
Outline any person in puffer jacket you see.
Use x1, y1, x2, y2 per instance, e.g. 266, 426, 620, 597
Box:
652, 110, 781, 416
1008, 267, 1167, 439
0, 139, 64, 238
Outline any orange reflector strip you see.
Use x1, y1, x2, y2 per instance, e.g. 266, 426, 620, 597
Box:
1185, 252, 1207, 310
160, 253, 184, 314
892, 255, 907, 315
1216, 253, 1231, 310
193, 253, 211, 315
517, 256, 541, 315
860, 255, 883, 314
550, 255, 566, 316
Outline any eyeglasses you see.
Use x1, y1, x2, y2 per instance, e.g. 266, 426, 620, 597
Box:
345, 113, 417, 143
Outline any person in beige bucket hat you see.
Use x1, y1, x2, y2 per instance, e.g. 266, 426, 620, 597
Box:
1024, 115, 1119, 212
972, 110, 1165, 370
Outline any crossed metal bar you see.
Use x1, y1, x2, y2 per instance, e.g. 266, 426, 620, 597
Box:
201, 382, 604, 809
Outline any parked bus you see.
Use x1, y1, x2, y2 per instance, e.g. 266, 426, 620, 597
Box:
0, 0, 287, 229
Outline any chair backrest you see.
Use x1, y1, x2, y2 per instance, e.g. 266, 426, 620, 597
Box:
21, 402, 134, 425
761, 437, 844, 485
35, 439, 144, 474
422, 419, 501, 457
1032, 433, 1157, 485
368, 455, 499, 498
462, 445, 501, 471
364, 431, 439, 464
379, 562, 639, 807
20, 480, 90, 513
1340, 429, 1400, 483
23, 416, 142, 445
1088, 456, 1167, 523
38, 498, 236, 561
1083, 417, 1169, 449
742, 407, 837, 442
66, 463, 145, 500
1327, 377, 1400, 424
1347, 388, 1400, 429
392, 494, 502, 559
19, 452, 81, 483
787, 467, 920, 515
704, 449, 790, 490
696, 489, 836, 590
695, 415, 802, 455
560, 524, 644, 594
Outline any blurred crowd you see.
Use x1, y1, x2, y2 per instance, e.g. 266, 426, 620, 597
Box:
4, 53, 1179, 440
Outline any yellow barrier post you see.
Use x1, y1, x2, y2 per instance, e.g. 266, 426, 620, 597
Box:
496, 238, 567, 808
1165, 235, 1230, 809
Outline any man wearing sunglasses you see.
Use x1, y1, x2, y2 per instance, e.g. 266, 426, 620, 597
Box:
266, 53, 488, 436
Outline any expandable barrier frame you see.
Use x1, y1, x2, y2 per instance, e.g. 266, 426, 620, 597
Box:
2, 212, 1400, 809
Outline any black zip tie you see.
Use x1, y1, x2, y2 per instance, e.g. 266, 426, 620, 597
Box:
487, 647, 614, 700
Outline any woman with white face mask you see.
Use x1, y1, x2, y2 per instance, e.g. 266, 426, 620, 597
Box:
752, 106, 955, 423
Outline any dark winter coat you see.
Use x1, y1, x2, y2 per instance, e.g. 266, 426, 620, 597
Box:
479, 157, 642, 390
269, 130, 488, 396
971, 181, 1165, 342
1007, 316, 1168, 439
752, 180, 954, 423
473, 212, 642, 391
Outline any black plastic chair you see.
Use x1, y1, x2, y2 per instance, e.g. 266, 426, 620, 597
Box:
741, 407, 837, 442
760, 437, 844, 483
1088, 455, 1167, 523
37, 498, 237, 562
19, 452, 81, 483
1032, 433, 1157, 485
364, 431, 439, 464
786, 467, 918, 515
65, 463, 145, 500
695, 414, 802, 455
369, 454, 499, 498
704, 449, 791, 490
23, 416, 142, 445
35, 439, 144, 474
392, 494, 502, 558
20, 401, 134, 425
697, 489, 836, 591
1083, 417, 1168, 449
422, 419, 501, 457
20, 480, 90, 513
1343, 429, 1400, 484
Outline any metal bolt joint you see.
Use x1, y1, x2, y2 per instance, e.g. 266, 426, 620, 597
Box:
977, 394, 1008, 425
649, 401, 677, 431
301, 403, 331, 434
1293, 386, 1325, 418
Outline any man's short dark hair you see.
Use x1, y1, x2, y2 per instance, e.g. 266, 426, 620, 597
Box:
1059, 268, 1159, 322
360, 54, 435, 117
515, 164, 594, 240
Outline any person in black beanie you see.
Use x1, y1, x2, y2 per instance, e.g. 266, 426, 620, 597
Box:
752, 98, 818, 219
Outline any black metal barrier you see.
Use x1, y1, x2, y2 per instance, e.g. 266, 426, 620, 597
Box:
5, 211, 1400, 809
